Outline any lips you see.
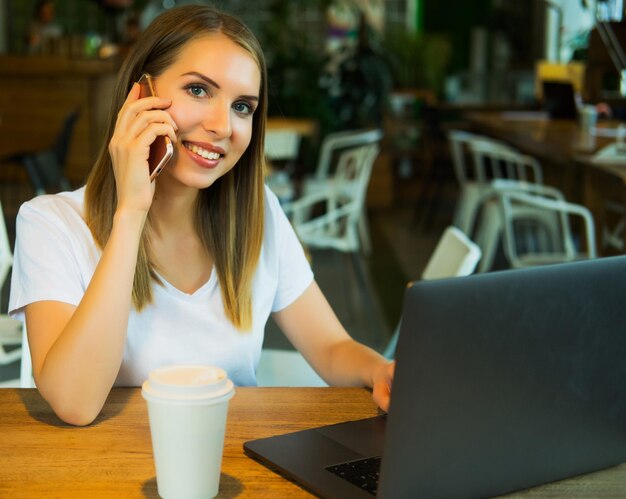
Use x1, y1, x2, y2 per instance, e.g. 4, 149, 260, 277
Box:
183, 141, 225, 169
183, 141, 224, 160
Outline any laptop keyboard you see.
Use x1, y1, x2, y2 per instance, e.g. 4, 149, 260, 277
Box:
325, 456, 381, 495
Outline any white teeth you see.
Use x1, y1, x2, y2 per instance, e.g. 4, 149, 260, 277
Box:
185, 143, 221, 160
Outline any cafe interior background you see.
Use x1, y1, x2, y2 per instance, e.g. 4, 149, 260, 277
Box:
0, 0, 623, 386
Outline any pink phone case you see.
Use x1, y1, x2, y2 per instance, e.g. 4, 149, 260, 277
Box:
137, 73, 173, 180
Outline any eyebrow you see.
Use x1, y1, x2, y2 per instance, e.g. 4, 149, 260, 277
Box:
182, 71, 260, 102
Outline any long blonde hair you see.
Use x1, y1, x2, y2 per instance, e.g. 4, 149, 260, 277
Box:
84, 5, 267, 330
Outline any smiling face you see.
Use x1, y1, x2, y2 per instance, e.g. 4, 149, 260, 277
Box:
152, 32, 261, 190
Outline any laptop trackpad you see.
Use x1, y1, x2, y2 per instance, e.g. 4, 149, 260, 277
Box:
317, 415, 387, 458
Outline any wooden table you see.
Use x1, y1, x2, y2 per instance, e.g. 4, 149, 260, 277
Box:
0, 387, 624, 498
465, 111, 626, 253
266, 118, 318, 138
264, 118, 318, 167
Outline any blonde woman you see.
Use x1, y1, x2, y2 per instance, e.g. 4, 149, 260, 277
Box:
9, 5, 394, 426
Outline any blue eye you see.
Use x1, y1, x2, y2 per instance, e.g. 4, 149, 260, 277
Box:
185, 84, 207, 98
233, 101, 255, 116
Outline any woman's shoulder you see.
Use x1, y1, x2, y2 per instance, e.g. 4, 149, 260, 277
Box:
262, 184, 290, 230
18, 186, 87, 226
263, 184, 281, 211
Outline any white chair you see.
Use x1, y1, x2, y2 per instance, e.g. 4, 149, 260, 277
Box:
471, 177, 595, 272
0, 202, 12, 289
471, 179, 564, 273
298, 128, 383, 254
304, 128, 384, 183
283, 138, 381, 254
383, 226, 481, 359
0, 326, 22, 387
0, 200, 22, 387
498, 190, 596, 268
470, 138, 542, 185
449, 129, 486, 233
449, 130, 509, 234
464, 142, 546, 273
256, 348, 327, 387
448, 129, 543, 239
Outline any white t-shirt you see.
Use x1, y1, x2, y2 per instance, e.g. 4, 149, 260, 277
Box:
9, 186, 314, 387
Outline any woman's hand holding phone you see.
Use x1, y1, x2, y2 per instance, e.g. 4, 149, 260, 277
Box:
138, 74, 174, 181
109, 79, 178, 214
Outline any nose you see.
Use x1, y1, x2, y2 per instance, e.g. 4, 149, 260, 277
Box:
202, 98, 232, 138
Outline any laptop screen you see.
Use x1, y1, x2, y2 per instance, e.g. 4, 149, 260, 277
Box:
379, 255, 626, 498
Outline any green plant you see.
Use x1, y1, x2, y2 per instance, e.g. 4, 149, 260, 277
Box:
262, 0, 332, 123
383, 30, 452, 95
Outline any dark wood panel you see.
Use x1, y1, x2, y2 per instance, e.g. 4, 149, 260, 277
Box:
0, 56, 118, 185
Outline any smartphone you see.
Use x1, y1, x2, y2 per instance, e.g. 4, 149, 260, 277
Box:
137, 73, 174, 181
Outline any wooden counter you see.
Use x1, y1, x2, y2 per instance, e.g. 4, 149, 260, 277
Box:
0, 387, 624, 497
466, 112, 611, 199
0, 55, 119, 185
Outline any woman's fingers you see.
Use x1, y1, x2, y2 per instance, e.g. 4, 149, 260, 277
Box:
111, 120, 177, 160
109, 84, 178, 212
121, 108, 178, 145
372, 361, 395, 412
115, 84, 176, 143
114, 83, 141, 134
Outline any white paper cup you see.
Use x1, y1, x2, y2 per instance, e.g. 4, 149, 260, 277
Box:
142, 365, 235, 499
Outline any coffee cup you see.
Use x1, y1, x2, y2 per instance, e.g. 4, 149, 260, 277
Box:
142, 365, 235, 499
579, 104, 598, 132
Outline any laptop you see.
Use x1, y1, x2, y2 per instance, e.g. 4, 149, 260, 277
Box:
542, 81, 579, 119
244, 256, 626, 498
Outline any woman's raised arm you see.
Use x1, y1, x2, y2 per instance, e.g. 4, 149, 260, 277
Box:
24, 84, 177, 426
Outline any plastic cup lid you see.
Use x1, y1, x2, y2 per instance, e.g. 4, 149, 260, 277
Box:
141, 365, 234, 403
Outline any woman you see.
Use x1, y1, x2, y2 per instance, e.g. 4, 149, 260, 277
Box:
9, 5, 394, 426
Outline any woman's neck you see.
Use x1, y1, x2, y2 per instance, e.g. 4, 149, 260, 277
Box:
150, 181, 200, 236
147, 180, 213, 294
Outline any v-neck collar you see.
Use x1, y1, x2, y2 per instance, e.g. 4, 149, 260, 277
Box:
154, 268, 216, 300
